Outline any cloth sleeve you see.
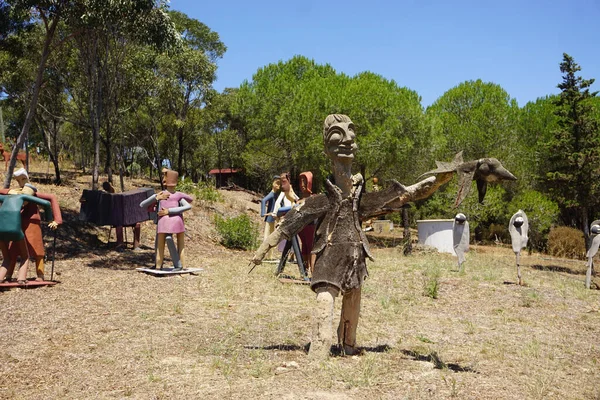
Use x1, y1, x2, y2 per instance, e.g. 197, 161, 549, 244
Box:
278, 194, 328, 240
168, 198, 191, 215
140, 194, 157, 209
22, 194, 53, 222
36, 192, 63, 224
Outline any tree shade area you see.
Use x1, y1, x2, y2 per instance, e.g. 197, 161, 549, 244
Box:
1, 3, 599, 249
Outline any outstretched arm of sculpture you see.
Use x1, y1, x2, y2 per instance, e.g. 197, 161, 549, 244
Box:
260, 191, 275, 217
252, 193, 329, 265
140, 194, 157, 209
157, 198, 191, 217
252, 228, 284, 265
360, 153, 517, 219
36, 192, 62, 230
359, 172, 455, 219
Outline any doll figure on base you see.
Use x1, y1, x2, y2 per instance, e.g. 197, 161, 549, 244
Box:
140, 169, 192, 270
0, 168, 61, 282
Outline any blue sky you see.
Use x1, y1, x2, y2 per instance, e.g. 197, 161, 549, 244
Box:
169, 0, 599, 107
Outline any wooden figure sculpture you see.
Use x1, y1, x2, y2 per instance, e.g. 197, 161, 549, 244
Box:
139, 169, 192, 270
0, 168, 61, 281
252, 114, 518, 359
509, 210, 529, 285
453, 213, 469, 272
0, 192, 53, 285
259, 175, 281, 261
585, 220, 600, 289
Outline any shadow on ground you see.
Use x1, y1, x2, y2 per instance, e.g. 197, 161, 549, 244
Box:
401, 350, 478, 373
530, 264, 586, 275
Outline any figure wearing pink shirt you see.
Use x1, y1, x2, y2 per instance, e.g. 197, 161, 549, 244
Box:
140, 169, 192, 270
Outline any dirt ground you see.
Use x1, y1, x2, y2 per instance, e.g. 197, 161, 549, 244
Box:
1, 169, 599, 400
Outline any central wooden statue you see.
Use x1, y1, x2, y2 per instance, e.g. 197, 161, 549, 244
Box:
252, 114, 516, 359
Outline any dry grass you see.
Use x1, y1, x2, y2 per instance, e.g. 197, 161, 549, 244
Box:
1, 166, 600, 399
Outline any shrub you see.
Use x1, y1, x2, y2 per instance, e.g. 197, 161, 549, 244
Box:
197, 181, 222, 203
547, 226, 586, 260
486, 223, 510, 244
422, 265, 441, 299
214, 214, 258, 250
176, 178, 222, 204
127, 162, 141, 178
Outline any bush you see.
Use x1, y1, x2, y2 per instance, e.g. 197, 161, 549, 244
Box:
176, 178, 222, 204
197, 181, 222, 203
485, 223, 510, 244
547, 226, 586, 260
214, 214, 258, 250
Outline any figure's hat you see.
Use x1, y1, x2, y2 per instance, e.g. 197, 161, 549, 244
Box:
14, 168, 28, 179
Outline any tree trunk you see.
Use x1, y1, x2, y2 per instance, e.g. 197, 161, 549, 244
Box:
3, 15, 59, 188
88, 35, 101, 190
402, 205, 412, 255
177, 126, 184, 174
582, 206, 590, 248
37, 118, 62, 185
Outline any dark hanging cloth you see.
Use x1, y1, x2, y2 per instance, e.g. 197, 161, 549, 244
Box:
79, 187, 155, 226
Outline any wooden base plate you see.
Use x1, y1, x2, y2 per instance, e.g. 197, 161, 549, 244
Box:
136, 267, 204, 276
0, 280, 58, 289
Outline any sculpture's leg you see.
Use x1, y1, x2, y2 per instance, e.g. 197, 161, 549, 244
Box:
15, 240, 30, 284
176, 232, 185, 270
165, 234, 181, 270
34, 256, 45, 281
132, 223, 141, 250
115, 226, 124, 247
0, 241, 9, 282
264, 222, 275, 260
516, 252, 522, 285
338, 286, 362, 356
156, 233, 166, 269
309, 285, 338, 360
6, 251, 17, 280
585, 259, 593, 289
276, 240, 292, 276
291, 236, 307, 279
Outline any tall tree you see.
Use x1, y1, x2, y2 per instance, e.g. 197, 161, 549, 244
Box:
2, 0, 63, 188
157, 10, 226, 175
515, 95, 559, 190
544, 53, 600, 237
426, 79, 520, 163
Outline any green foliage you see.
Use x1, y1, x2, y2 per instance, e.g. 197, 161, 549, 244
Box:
127, 162, 141, 177
544, 53, 599, 233
197, 181, 222, 203
515, 96, 559, 190
422, 265, 441, 299
176, 178, 222, 203
415, 182, 510, 236
511, 190, 560, 251
547, 226, 586, 260
213, 214, 258, 250
234, 56, 428, 191
426, 79, 519, 162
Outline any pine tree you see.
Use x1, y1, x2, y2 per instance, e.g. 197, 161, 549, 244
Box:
545, 53, 600, 238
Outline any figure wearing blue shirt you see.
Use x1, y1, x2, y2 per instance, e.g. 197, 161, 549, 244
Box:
259, 176, 281, 260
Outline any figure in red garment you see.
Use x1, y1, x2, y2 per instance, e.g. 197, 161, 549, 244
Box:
297, 171, 316, 275
0, 168, 61, 281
